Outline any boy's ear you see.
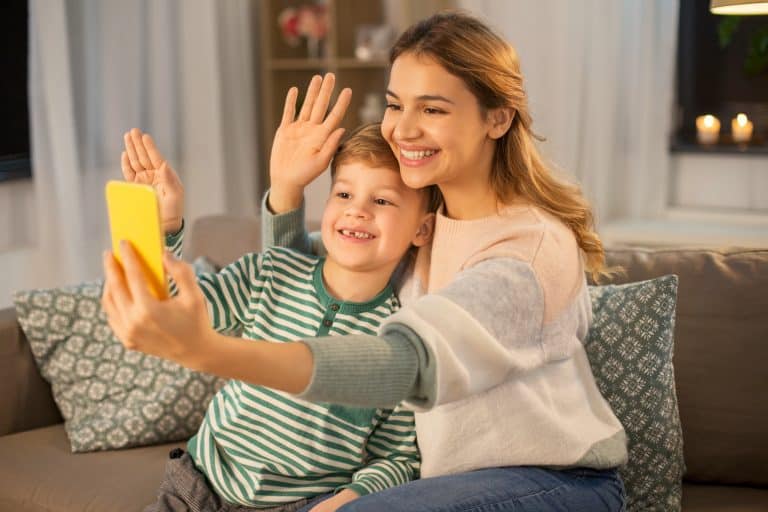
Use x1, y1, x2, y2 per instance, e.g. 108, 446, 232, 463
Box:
412, 212, 436, 247
487, 107, 514, 140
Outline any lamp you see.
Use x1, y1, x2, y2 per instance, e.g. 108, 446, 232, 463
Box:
710, 0, 768, 15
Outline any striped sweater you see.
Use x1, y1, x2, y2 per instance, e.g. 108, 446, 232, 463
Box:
166, 231, 419, 508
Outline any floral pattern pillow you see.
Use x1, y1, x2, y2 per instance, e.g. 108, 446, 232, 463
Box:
13, 258, 226, 452
587, 275, 684, 511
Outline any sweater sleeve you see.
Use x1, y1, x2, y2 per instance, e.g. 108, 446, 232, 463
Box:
299, 258, 548, 410
164, 220, 185, 296
194, 252, 261, 334
260, 190, 325, 256
340, 406, 419, 496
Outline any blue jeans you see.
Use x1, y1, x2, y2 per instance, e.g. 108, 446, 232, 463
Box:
325, 467, 625, 512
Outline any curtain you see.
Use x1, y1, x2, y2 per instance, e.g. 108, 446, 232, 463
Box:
0, 0, 258, 308
458, 0, 679, 225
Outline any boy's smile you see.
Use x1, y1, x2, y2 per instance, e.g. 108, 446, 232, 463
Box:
320, 162, 434, 302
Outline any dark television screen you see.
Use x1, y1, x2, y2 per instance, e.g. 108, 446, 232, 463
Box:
0, 0, 31, 182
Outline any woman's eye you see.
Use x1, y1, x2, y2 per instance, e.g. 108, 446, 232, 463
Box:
385, 103, 401, 111
336, 192, 350, 199
424, 107, 443, 114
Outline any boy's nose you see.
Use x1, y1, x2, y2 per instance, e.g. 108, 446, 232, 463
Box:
344, 203, 371, 219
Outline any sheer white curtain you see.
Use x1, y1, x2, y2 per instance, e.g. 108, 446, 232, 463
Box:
459, 0, 679, 225
0, 0, 258, 307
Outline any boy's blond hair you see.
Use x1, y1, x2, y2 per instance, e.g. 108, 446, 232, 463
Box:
331, 123, 442, 213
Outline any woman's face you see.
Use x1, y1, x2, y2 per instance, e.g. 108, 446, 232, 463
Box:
381, 52, 498, 192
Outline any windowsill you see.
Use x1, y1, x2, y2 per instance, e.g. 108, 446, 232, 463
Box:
601, 209, 768, 249
670, 137, 768, 156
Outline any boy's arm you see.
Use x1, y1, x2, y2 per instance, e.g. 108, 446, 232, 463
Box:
260, 192, 325, 256
340, 407, 420, 496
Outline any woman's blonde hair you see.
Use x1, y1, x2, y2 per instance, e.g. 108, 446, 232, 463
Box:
390, 12, 608, 280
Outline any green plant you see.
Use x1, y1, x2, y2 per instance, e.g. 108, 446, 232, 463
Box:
718, 16, 768, 76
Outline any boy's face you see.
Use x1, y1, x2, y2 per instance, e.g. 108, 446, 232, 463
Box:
321, 161, 434, 277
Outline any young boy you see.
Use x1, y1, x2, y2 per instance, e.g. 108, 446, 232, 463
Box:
113, 113, 439, 509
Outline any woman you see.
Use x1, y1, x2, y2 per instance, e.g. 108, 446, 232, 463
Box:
262, 12, 628, 511
104, 11, 627, 512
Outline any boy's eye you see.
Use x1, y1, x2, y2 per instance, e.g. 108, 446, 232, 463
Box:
336, 192, 350, 199
374, 198, 393, 206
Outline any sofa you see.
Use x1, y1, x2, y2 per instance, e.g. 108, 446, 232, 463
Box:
0, 214, 766, 512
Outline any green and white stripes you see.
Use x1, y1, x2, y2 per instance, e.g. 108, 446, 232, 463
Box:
172, 241, 418, 508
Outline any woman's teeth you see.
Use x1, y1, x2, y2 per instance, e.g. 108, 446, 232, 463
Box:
341, 230, 373, 239
401, 149, 436, 160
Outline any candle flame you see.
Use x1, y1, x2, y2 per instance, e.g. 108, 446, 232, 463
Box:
704, 115, 715, 128
736, 113, 748, 127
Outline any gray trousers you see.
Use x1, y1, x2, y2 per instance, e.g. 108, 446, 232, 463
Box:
145, 448, 332, 512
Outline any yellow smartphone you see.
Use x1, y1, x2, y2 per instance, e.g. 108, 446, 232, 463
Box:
105, 181, 167, 299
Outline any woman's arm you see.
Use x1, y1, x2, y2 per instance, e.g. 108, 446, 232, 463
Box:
101, 242, 313, 393
262, 73, 349, 254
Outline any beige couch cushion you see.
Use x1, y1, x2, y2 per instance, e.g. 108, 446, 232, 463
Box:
0, 424, 178, 512
682, 483, 768, 511
604, 248, 768, 486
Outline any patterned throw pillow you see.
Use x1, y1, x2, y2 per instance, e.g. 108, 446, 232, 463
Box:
13, 258, 226, 453
586, 275, 684, 511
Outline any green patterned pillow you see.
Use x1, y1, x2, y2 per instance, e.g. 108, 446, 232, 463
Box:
586, 275, 684, 511
13, 258, 226, 453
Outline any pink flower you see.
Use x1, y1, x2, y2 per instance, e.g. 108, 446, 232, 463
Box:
279, 4, 328, 46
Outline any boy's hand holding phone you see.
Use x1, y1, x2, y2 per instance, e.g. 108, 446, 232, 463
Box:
122, 128, 184, 235
268, 73, 351, 213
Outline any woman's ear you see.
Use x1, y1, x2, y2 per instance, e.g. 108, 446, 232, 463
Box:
412, 212, 436, 247
487, 107, 514, 140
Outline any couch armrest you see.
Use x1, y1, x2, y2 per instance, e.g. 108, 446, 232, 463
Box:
0, 307, 62, 436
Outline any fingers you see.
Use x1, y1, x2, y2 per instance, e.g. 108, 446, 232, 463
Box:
280, 87, 298, 127
309, 73, 336, 124
163, 252, 198, 303
119, 241, 155, 304
142, 133, 165, 169
103, 250, 132, 312
130, 128, 152, 169
322, 87, 352, 131
297, 75, 322, 121
124, 131, 144, 174
318, 128, 346, 163
120, 151, 136, 181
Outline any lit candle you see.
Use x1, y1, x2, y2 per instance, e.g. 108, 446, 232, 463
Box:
731, 113, 753, 144
696, 115, 720, 145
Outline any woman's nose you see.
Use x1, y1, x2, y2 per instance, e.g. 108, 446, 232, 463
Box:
394, 109, 420, 140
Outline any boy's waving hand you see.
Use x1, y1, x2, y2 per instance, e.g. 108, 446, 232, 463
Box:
121, 128, 184, 234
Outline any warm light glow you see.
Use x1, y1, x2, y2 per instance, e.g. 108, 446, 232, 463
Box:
696, 114, 721, 145
731, 113, 754, 144
710, 0, 768, 15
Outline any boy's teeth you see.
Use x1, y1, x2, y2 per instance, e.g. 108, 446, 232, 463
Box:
401, 149, 436, 160
341, 229, 372, 239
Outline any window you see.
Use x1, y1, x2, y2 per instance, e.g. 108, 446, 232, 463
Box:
673, 0, 767, 153
0, 0, 31, 182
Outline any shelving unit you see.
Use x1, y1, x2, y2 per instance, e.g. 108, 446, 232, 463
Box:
257, 0, 390, 188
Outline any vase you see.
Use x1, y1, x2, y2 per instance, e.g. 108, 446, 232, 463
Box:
307, 37, 323, 59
